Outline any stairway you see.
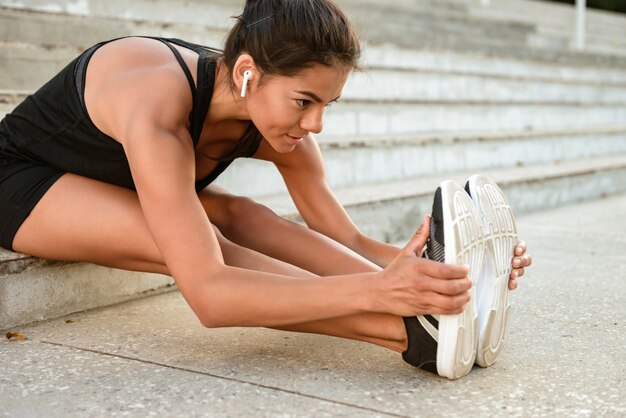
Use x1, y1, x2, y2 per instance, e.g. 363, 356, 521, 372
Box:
2, 0, 625, 329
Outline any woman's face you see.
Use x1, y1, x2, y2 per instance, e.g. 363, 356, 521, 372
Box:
246, 63, 350, 153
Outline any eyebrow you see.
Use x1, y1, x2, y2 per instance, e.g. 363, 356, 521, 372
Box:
295, 91, 341, 103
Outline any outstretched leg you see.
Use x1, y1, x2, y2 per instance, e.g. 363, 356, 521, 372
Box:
198, 185, 382, 276
12, 173, 407, 352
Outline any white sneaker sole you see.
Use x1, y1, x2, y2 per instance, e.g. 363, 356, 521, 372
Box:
436, 180, 485, 380
466, 175, 518, 368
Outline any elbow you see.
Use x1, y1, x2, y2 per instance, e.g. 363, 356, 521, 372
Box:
187, 266, 235, 329
198, 314, 222, 329
197, 304, 230, 329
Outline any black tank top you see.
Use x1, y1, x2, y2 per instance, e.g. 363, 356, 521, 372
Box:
0, 37, 260, 192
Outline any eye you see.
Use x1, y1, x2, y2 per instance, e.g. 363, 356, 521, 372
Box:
325, 101, 335, 109
296, 99, 311, 108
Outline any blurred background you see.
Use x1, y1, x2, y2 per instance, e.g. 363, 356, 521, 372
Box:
1, 0, 625, 244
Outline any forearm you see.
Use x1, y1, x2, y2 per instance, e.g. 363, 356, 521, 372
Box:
311, 222, 401, 269
192, 265, 379, 328
350, 233, 402, 268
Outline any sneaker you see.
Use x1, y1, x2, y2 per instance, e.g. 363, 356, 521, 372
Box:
465, 175, 518, 367
402, 180, 485, 379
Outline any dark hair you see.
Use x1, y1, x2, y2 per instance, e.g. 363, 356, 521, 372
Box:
211, 0, 361, 161
224, 0, 360, 81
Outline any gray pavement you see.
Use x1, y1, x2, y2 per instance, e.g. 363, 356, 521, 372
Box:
2, 194, 626, 417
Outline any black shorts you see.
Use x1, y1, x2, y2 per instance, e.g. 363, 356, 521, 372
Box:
0, 158, 65, 251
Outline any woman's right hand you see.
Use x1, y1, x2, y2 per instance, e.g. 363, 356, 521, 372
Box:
371, 215, 472, 317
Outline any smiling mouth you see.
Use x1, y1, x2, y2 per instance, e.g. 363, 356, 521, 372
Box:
286, 134, 305, 142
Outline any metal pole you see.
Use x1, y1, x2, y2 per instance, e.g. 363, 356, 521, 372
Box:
575, 0, 586, 49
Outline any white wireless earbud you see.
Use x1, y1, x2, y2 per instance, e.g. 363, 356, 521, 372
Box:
241, 70, 252, 97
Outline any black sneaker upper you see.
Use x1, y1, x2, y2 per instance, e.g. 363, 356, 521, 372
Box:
464, 180, 471, 196
402, 316, 438, 374
426, 186, 445, 263
401, 186, 444, 375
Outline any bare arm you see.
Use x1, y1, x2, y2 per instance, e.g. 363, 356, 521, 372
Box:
260, 136, 400, 267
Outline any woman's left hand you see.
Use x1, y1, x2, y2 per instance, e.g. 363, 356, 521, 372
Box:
509, 240, 532, 290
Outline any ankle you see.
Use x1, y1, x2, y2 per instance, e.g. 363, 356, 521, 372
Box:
387, 316, 409, 353
355, 314, 409, 353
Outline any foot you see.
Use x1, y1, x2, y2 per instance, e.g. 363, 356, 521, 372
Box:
465, 175, 518, 367
402, 180, 485, 380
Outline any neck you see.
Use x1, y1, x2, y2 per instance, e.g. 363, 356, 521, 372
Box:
205, 61, 251, 124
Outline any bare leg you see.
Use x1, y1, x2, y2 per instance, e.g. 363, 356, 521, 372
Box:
12, 174, 407, 352
198, 186, 381, 276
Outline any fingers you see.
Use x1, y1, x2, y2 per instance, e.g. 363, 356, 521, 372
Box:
427, 277, 472, 296
510, 241, 531, 292
414, 263, 472, 314
512, 254, 532, 268
509, 267, 524, 290
422, 291, 471, 315
420, 258, 469, 280
402, 214, 431, 257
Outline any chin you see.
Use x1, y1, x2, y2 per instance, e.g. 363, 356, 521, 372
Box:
275, 144, 297, 154
266, 136, 299, 153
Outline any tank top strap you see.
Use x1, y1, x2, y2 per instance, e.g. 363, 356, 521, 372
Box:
190, 54, 216, 147
158, 38, 219, 148
153, 38, 197, 103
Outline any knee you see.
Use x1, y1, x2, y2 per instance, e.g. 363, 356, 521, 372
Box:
225, 196, 277, 234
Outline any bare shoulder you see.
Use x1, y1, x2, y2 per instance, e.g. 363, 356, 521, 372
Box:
84, 37, 195, 146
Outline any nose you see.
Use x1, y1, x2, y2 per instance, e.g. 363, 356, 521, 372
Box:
300, 109, 323, 135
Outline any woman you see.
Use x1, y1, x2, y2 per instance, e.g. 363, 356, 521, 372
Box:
0, 0, 531, 378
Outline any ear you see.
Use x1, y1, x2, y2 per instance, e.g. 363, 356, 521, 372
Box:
233, 54, 258, 94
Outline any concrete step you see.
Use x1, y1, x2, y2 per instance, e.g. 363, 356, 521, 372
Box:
344, 68, 626, 104
2, 0, 626, 75
5, 58, 626, 113
3, 152, 624, 330
0, 6, 228, 50
2, 90, 623, 196
471, 0, 626, 38
0, 250, 175, 330
322, 100, 626, 137
0, 90, 28, 102
0, 90, 26, 117
2, 0, 520, 54
344, 0, 626, 67
0, 0, 533, 51
2, 87, 624, 196
215, 126, 626, 197
0, 0, 239, 27
258, 153, 626, 242
471, 0, 626, 39
337, 2, 534, 51
0, 41, 83, 90
531, 22, 626, 50
6, 68, 626, 138
363, 46, 626, 85
2, 10, 626, 91
0, 41, 626, 97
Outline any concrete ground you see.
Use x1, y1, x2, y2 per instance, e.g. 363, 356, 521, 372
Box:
1, 194, 625, 417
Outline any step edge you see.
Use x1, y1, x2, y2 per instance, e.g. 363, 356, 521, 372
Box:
257, 154, 626, 216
